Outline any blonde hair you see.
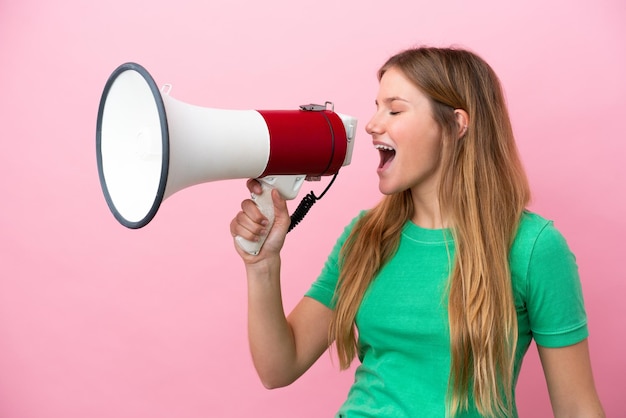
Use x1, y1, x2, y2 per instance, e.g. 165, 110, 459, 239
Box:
329, 47, 530, 417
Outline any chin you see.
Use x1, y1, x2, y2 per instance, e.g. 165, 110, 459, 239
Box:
378, 181, 407, 196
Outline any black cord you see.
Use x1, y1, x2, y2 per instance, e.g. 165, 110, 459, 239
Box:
288, 173, 339, 232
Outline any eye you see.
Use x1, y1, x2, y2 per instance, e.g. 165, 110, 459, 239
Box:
389, 111, 401, 116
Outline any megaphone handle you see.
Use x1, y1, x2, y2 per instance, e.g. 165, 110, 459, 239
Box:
235, 180, 275, 256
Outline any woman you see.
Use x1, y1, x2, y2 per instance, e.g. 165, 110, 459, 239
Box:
230, 46, 605, 417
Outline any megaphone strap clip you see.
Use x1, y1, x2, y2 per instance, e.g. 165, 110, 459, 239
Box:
299, 101, 334, 112
160, 84, 173, 95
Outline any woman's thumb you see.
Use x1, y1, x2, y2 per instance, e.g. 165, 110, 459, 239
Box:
271, 189, 290, 228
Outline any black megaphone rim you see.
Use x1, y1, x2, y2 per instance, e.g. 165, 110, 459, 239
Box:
95, 62, 170, 229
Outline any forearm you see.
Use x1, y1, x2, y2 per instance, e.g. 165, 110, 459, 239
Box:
245, 255, 299, 388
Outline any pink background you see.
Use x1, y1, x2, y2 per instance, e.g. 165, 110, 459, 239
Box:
1, 0, 624, 416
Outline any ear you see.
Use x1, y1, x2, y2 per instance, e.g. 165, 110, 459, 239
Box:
454, 109, 470, 138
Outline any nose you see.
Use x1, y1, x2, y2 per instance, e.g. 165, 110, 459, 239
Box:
365, 112, 381, 136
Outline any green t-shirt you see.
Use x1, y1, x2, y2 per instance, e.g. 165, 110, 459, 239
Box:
305, 211, 588, 417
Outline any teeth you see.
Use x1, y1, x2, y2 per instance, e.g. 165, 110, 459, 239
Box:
375, 144, 395, 151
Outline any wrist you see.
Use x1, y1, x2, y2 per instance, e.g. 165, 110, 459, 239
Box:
245, 254, 281, 280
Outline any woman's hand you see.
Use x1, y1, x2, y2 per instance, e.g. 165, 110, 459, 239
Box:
230, 179, 291, 263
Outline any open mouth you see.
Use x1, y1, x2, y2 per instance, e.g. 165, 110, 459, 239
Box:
375, 144, 396, 170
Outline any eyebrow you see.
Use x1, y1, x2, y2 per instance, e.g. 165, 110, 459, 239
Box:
375, 96, 410, 106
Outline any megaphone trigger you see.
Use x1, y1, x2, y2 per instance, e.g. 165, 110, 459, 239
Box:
235, 175, 305, 255
235, 179, 273, 255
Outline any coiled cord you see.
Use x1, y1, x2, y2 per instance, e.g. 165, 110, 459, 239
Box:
288, 173, 338, 233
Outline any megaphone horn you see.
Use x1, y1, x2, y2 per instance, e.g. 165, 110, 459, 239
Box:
96, 62, 357, 254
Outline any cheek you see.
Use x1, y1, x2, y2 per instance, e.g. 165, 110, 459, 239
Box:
420, 121, 444, 155
400, 122, 442, 156
388, 120, 418, 144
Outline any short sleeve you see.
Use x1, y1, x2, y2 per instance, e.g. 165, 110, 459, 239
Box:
526, 222, 588, 348
305, 213, 363, 309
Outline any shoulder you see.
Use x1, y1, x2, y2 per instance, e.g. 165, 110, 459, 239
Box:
333, 210, 369, 247
510, 211, 580, 306
513, 211, 556, 244
304, 210, 368, 308
511, 211, 573, 263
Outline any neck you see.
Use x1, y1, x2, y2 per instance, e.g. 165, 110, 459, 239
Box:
410, 185, 446, 229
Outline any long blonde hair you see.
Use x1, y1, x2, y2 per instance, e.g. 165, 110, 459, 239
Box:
329, 47, 530, 417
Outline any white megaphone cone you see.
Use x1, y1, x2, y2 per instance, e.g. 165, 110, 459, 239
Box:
96, 62, 357, 255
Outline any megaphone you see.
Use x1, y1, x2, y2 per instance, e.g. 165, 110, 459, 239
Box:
96, 62, 357, 255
